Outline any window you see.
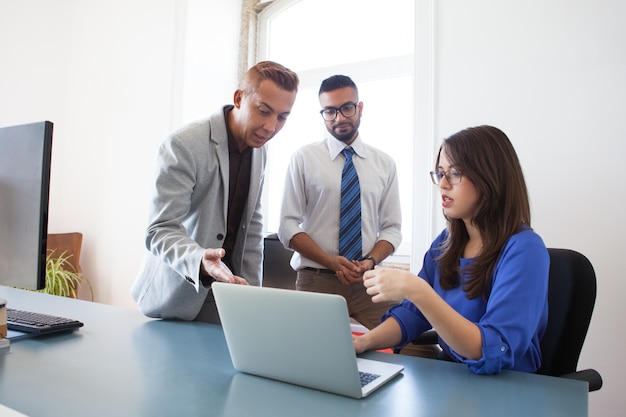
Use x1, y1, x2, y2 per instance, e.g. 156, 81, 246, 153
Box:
257, 0, 416, 262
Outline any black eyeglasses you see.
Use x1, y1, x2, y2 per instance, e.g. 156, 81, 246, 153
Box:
320, 102, 359, 121
430, 169, 463, 185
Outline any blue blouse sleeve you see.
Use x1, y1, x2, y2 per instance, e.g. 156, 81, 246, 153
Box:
449, 230, 549, 374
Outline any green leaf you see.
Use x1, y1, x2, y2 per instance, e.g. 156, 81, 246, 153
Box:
42, 250, 94, 300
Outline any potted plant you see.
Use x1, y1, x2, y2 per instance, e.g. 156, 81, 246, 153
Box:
43, 251, 93, 300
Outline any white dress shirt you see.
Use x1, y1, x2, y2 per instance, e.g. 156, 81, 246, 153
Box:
278, 133, 402, 270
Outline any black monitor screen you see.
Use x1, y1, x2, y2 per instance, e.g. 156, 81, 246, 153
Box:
0, 121, 53, 290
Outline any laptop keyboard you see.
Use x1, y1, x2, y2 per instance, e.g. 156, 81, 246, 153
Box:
359, 371, 381, 387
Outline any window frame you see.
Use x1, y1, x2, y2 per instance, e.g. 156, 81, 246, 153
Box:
253, 0, 436, 267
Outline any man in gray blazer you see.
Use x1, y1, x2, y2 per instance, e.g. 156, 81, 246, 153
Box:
131, 61, 299, 322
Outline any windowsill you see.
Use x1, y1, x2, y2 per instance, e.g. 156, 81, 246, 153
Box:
381, 262, 410, 271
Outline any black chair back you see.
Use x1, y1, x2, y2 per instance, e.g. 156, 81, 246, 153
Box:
538, 248, 596, 376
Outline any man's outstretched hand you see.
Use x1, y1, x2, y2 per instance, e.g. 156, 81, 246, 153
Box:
201, 248, 248, 285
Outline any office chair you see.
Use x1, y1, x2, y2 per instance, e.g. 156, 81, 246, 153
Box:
46, 232, 93, 300
47, 232, 84, 274
262, 233, 297, 290
406, 248, 603, 392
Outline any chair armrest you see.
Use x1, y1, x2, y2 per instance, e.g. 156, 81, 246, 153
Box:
411, 329, 439, 345
393, 329, 439, 354
561, 368, 603, 392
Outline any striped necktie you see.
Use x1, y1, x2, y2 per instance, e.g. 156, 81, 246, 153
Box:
339, 147, 362, 261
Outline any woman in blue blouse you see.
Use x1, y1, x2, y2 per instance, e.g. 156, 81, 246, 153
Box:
353, 125, 549, 374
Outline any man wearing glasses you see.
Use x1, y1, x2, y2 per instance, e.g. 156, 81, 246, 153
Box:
278, 74, 402, 333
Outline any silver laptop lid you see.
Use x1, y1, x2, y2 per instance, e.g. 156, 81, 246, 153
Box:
213, 283, 366, 398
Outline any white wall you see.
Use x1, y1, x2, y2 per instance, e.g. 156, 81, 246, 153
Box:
428, 1, 625, 415
0, 0, 241, 304
1, 0, 623, 415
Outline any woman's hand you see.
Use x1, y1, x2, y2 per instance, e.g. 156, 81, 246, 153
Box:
352, 318, 403, 354
363, 267, 421, 303
352, 333, 369, 354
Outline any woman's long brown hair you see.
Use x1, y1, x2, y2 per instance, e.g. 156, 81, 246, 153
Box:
436, 126, 531, 299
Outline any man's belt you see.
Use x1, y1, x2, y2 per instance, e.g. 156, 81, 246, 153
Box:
302, 267, 335, 275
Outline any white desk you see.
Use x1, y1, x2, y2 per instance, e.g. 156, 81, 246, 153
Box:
0, 287, 588, 417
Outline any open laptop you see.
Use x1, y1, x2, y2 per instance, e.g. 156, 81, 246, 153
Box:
212, 282, 404, 399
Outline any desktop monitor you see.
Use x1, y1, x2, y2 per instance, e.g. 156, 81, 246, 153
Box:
0, 121, 53, 290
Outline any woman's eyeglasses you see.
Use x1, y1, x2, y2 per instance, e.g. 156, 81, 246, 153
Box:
430, 169, 463, 185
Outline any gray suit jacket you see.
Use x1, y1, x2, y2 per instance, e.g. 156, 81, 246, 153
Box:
131, 107, 265, 320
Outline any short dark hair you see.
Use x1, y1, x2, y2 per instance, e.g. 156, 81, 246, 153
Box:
318, 75, 358, 96
242, 61, 299, 93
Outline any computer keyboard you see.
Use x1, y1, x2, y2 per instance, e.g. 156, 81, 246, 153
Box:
359, 371, 381, 387
7, 308, 84, 335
